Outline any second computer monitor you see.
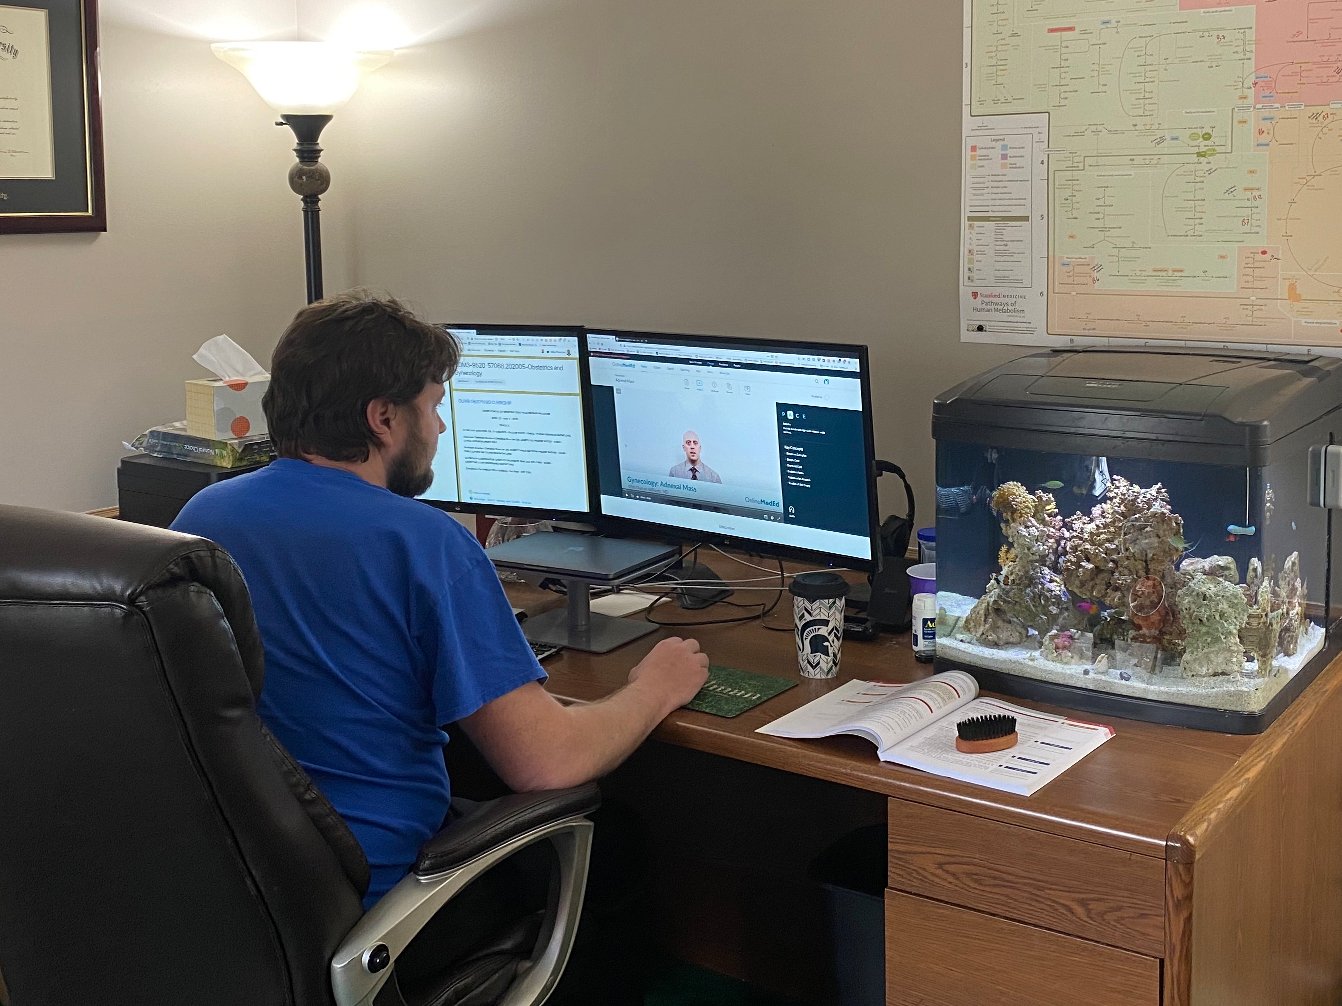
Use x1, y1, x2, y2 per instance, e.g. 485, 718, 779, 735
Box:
586, 330, 879, 568
424, 324, 593, 519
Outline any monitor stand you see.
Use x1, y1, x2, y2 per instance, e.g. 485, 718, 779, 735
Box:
485, 531, 679, 653
521, 578, 661, 654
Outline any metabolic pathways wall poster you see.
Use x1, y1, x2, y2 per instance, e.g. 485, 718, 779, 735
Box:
961, 0, 1342, 355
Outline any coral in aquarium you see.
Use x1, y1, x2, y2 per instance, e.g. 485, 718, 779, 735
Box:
1240, 558, 1283, 675
961, 579, 1054, 648
938, 452, 1330, 716
1178, 555, 1239, 584
961, 581, 1029, 646
1041, 628, 1090, 663
1059, 478, 1184, 610
1163, 554, 1244, 657
1244, 557, 1264, 606
1177, 573, 1249, 677
958, 477, 1313, 689
962, 483, 1070, 645
1275, 552, 1307, 658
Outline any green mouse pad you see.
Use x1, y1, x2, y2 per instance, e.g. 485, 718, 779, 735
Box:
684, 665, 798, 718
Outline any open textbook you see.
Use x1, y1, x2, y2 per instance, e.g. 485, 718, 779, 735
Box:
756, 670, 1113, 797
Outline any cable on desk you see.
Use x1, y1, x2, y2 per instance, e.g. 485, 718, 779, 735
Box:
641, 548, 787, 629
532, 542, 845, 629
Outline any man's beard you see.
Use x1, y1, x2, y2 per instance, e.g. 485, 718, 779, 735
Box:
387, 429, 435, 498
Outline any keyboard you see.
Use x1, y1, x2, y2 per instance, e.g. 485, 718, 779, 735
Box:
528, 639, 563, 662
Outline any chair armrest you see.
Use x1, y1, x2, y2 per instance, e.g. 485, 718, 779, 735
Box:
330, 784, 600, 1006
414, 783, 601, 877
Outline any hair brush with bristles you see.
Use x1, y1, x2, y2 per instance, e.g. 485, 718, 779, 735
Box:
954, 713, 1018, 754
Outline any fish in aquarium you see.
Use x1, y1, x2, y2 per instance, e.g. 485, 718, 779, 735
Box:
941, 477, 1321, 712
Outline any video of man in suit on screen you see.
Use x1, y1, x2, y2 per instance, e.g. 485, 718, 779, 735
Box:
606, 390, 786, 519
585, 330, 875, 562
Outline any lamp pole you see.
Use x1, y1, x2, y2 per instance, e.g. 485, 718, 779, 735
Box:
279, 113, 333, 304
212, 42, 392, 304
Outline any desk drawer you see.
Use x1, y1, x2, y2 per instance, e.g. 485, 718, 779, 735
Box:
886, 889, 1160, 1005
888, 799, 1165, 955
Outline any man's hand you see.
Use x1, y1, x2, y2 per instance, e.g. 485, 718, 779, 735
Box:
462, 635, 711, 792
628, 636, 710, 715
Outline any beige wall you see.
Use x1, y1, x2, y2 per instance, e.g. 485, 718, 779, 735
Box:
1, 16, 357, 511
343, 0, 1020, 527
6, 0, 1021, 525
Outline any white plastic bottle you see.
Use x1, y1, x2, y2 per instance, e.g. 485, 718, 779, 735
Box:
912, 592, 937, 662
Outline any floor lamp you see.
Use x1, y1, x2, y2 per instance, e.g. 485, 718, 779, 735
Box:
212, 42, 392, 304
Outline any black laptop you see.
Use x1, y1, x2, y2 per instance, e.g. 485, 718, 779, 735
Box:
484, 530, 678, 582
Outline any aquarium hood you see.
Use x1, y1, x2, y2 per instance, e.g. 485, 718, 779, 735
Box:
935, 349, 1342, 466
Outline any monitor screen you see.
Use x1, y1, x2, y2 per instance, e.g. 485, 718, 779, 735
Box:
586, 330, 878, 568
423, 324, 593, 519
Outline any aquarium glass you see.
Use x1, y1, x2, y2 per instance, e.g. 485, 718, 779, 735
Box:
935, 441, 1325, 716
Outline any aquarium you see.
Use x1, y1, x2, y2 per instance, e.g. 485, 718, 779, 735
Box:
932, 349, 1342, 732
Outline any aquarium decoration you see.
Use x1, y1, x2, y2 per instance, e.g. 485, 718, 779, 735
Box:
940, 477, 1324, 715
961, 483, 1068, 646
1178, 572, 1249, 678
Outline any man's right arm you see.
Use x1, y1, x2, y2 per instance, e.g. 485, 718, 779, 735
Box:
458, 636, 709, 792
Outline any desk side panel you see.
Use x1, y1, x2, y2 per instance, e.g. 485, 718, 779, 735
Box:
1167, 653, 1342, 1006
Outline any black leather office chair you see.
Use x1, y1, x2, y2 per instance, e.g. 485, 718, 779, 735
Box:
0, 504, 599, 1006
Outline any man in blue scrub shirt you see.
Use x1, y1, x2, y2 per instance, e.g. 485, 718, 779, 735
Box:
173, 294, 709, 921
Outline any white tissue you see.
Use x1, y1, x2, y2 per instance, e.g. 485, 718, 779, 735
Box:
193, 334, 268, 381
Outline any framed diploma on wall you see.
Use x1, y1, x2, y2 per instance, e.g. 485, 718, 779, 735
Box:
0, 0, 105, 233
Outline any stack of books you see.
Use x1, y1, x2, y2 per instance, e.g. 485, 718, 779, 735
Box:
127, 420, 274, 469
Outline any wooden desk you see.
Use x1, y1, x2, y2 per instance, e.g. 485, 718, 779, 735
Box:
523, 589, 1342, 1005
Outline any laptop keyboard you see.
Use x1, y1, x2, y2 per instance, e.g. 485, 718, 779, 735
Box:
528, 639, 563, 662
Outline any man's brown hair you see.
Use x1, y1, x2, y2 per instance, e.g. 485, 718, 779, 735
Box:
263, 292, 460, 462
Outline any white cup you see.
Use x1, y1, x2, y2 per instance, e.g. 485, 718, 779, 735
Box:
788, 572, 849, 678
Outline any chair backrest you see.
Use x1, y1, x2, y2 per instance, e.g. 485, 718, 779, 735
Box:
0, 505, 366, 1006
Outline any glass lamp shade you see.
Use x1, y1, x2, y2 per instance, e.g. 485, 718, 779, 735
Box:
211, 42, 393, 114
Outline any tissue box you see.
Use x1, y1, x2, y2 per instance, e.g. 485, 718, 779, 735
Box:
185, 376, 269, 439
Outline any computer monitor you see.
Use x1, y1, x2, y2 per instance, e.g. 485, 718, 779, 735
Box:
586, 329, 879, 570
422, 324, 593, 520
425, 324, 672, 654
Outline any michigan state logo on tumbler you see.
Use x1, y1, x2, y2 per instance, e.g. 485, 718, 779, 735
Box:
788, 571, 849, 678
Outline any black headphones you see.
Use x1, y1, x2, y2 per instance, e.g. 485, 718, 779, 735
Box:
873, 460, 916, 563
